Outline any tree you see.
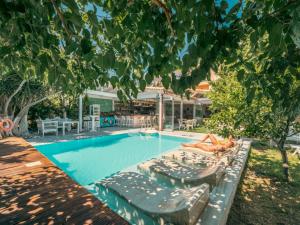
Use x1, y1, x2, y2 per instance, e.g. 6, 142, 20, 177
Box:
0, 74, 59, 137
238, 0, 300, 181
97, 0, 242, 97
205, 71, 273, 139
211, 0, 300, 181
207, 56, 300, 181
0, 0, 242, 99
1, 0, 299, 97
0, 0, 243, 136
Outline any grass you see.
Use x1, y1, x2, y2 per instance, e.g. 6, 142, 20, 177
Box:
227, 142, 300, 225
187, 125, 210, 133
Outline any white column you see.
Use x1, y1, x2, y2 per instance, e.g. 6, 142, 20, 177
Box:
171, 98, 175, 130
193, 103, 196, 119
180, 99, 183, 121
159, 93, 164, 131
79, 95, 83, 132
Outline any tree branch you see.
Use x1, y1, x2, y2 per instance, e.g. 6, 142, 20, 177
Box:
50, 0, 72, 38
13, 91, 60, 125
3, 80, 26, 116
151, 0, 174, 35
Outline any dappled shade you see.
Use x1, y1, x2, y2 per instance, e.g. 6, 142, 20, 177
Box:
138, 158, 225, 189
0, 137, 129, 225
96, 172, 210, 225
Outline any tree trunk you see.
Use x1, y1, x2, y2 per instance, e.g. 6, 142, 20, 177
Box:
13, 95, 55, 137
13, 109, 30, 137
278, 141, 290, 182
3, 80, 26, 116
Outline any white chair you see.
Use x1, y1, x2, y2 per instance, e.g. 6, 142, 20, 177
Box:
36, 119, 43, 135
83, 116, 92, 131
139, 116, 146, 128
185, 120, 194, 130
178, 119, 186, 130
37, 120, 58, 137
126, 116, 134, 127
151, 116, 157, 127
146, 116, 152, 128
192, 119, 198, 128
56, 117, 71, 132
120, 116, 127, 127
114, 115, 121, 126
95, 116, 101, 130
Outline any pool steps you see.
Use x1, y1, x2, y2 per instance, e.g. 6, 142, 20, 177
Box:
96, 144, 243, 225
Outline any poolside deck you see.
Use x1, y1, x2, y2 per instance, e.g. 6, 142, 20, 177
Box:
0, 137, 129, 225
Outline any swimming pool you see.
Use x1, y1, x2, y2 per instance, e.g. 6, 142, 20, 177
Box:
36, 133, 192, 186
36, 133, 192, 225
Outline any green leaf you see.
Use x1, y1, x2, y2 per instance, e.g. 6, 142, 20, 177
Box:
145, 73, 153, 84
117, 89, 124, 101
269, 23, 283, 48
161, 75, 171, 89
139, 79, 146, 91
80, 38, 92, 54
103, 49, 115, 68
250, 31, 258, 46
110, 76, 119, 87
237, 69, 245, 82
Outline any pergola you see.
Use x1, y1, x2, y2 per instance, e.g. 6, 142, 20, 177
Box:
78, 86, 210, 131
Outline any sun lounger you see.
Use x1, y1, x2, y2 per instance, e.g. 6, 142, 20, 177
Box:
162, 150, 217, 167
182, 145, 240, 165
138, 159, 225, 188
96, 172, 209, 225
164, 147, 239, 167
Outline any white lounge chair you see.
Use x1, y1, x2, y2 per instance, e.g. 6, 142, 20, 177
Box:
163, 148, 238, 167
138, 158, 225, 188
96, 172, 210, 225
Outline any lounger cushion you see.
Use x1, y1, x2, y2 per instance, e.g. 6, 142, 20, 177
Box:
138, 159, 225, 187
163, 150, 217, 167
96, 172, 209, 225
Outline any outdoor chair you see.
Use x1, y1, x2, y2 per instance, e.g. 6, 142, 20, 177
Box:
192, 119, 198, 128
145, 116, 152, 128
138, 158, 225, 189
83, 116, 92, 130
126, 116, 134, 127
185, 120, 194, 130
178, 119, 186, 130
94, 116, 101, 130
114, 115, 121, 126
139, 116, 146, 128
151, 116, 157, 127
120, 116, 127, 127
37, 120, 58, 137
54, 117, 71, 132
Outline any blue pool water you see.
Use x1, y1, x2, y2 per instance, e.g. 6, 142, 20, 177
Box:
36, 133, 192, 186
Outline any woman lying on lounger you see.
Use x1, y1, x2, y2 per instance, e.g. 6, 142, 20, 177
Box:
182, 133, 235, 153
